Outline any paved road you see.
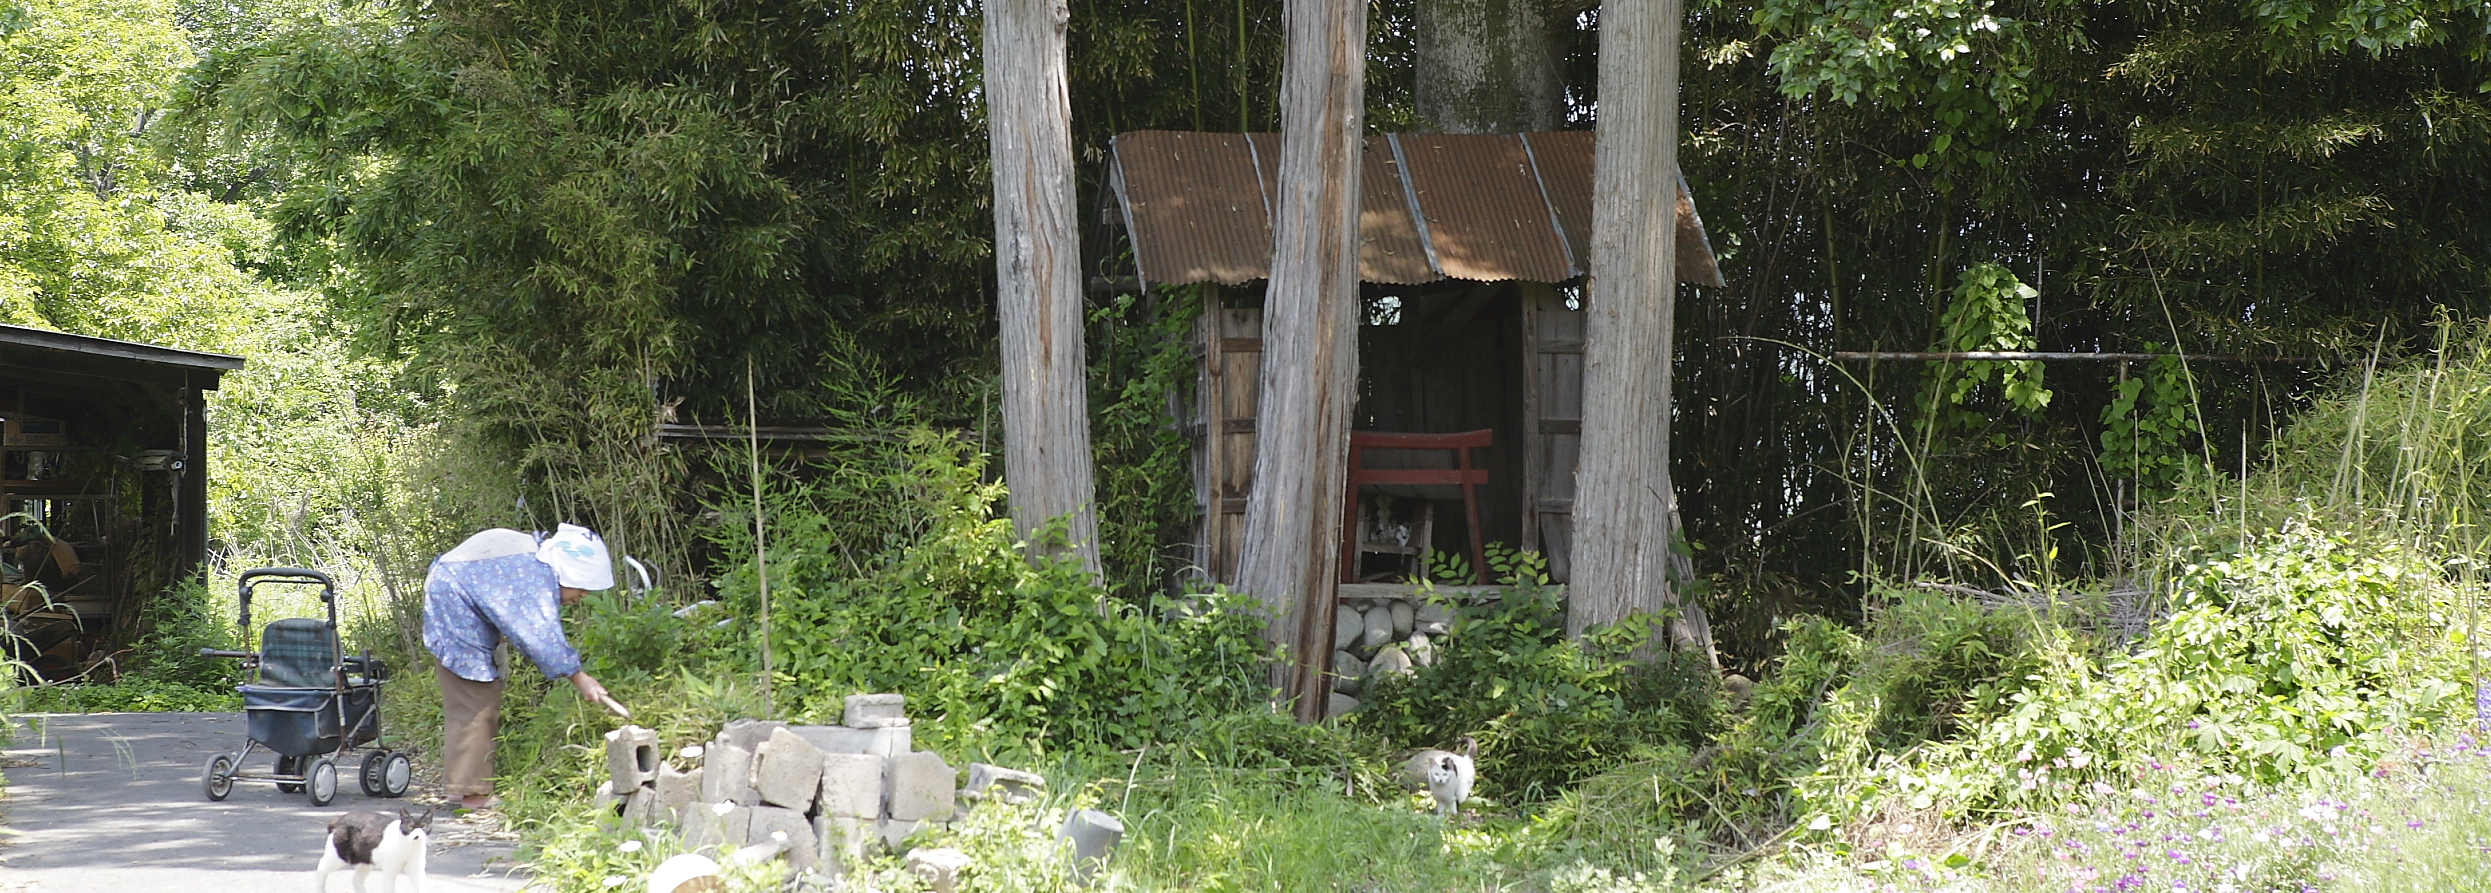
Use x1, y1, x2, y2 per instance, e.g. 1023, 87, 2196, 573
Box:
0, 713, 532, 892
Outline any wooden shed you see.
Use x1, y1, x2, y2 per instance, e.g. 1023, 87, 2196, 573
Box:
1109, 131, 1723, 597
0, 325, 242, 681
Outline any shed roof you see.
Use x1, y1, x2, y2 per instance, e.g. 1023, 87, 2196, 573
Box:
0, 325, 245, 390
1109, 131, 1726, 290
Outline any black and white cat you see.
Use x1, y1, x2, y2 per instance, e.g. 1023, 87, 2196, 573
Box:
313, 806, 434, 893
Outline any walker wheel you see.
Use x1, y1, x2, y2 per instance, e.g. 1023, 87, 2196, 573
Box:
202, 753, 236, 801
276, 754, 305, 793
360, 751, 412, 797
306, 757, 339, 807
381, 752, 413, 798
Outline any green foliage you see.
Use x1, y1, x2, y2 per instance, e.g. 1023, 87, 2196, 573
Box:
2097, 351, 2204, 498
712, 430, 1270, 758
15, 677, 240, 713
1089, 287, 1204, 597
1748, 0, 2060, 177
1357, 552, 1724, 802
1952, 526, 2466, 792
122, 576, 244, 690
2254, 323, 2491, 552
1928, 263, 2050, 425
567, 587, 730, 683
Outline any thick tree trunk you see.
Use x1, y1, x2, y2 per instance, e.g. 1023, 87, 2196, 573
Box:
1568, 0, 1688, 640
1415, 0, 1562, 133
1236, 0, 1366, 721
986, 0, 1101, 574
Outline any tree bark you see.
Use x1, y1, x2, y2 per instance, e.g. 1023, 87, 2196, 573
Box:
1415, 0, 1563, 133
1569, 0, 1688, 640
1235, 0, 1366, 720
986, 0, 1101, 574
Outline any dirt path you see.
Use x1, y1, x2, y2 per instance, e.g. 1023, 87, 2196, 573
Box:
0, 713, 532, 892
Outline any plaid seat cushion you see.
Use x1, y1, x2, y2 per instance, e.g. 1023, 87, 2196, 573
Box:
258, 618, 337, 688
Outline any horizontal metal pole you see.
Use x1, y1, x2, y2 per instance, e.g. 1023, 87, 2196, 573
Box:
1831, 351, 2317, 363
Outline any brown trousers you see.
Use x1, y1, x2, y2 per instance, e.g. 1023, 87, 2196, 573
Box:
436, 664, 505, 797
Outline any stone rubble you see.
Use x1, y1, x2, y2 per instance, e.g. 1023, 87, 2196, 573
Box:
963, 763, 1046, 805
602, 693, 1101, 885
905, 847, 972, 893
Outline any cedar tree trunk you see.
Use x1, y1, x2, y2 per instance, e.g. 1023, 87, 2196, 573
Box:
1415, 0, 1563, 132
986, 0, 1102, 574
1569, 0, 1685, 639
1236, 0, 1367, 720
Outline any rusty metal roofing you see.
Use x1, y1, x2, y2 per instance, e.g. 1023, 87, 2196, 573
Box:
1110, 130, 1726, 289
1109, 132, 1273, 288
1359, 136, 1434, 284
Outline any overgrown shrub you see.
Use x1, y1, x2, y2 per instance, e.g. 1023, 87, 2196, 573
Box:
123, 576, 245, 690
1356, 552, 1723, 802
707, 429, 1271, 759
1935, 524, 2470, 795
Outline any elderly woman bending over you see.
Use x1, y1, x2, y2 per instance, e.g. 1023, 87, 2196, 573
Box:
422, 524, 615, 810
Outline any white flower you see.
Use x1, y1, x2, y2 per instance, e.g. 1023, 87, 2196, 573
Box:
618, 840, 643, 853
602, 876, 627, 888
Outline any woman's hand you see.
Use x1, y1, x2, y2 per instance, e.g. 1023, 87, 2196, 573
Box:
569, 671, 610, 706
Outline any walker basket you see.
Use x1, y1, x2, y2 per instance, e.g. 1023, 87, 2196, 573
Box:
241, 686, 377, 758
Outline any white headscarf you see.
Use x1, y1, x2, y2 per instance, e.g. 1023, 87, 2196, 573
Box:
536, 524, 616, 590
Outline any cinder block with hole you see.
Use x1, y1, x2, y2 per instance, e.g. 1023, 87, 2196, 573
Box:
604, 725, 660, 791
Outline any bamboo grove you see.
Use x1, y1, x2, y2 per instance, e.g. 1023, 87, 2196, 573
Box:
142, 0, 2491, 665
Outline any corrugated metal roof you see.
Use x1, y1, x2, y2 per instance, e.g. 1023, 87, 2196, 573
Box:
1110, 130, 1725, 289
1359, 136, 1435, 284
1397, 133, 1576, 283
1110, 132, 1273, 287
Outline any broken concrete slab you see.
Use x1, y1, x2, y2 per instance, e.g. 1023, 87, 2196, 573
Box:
878, 817, 921, 851
716, 719, 787, 752
745, 805, 817, 875
618, 786, 658, 829
905, 847, 972, 893
817, 752, 885, 818
699, 743, 756, 805
655, 763, 699, 823
813, 814, 872, 877
679, 802, 750, 854
884, 751, 957, 821
751, 727, 825, 810
962, 763, 1045, 805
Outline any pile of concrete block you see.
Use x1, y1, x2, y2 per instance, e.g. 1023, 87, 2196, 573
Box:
600, 693, 1063, 881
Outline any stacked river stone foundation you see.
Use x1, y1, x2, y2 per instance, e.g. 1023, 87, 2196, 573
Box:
1326, 595, 1465, 717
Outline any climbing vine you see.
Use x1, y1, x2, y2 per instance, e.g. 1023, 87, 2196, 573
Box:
1926, 262, 2051, 433
2099, 352, 2204, 498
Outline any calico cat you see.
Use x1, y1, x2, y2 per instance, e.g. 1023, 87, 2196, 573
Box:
313, 806, 434, 893
1424, 737, 1477, 818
